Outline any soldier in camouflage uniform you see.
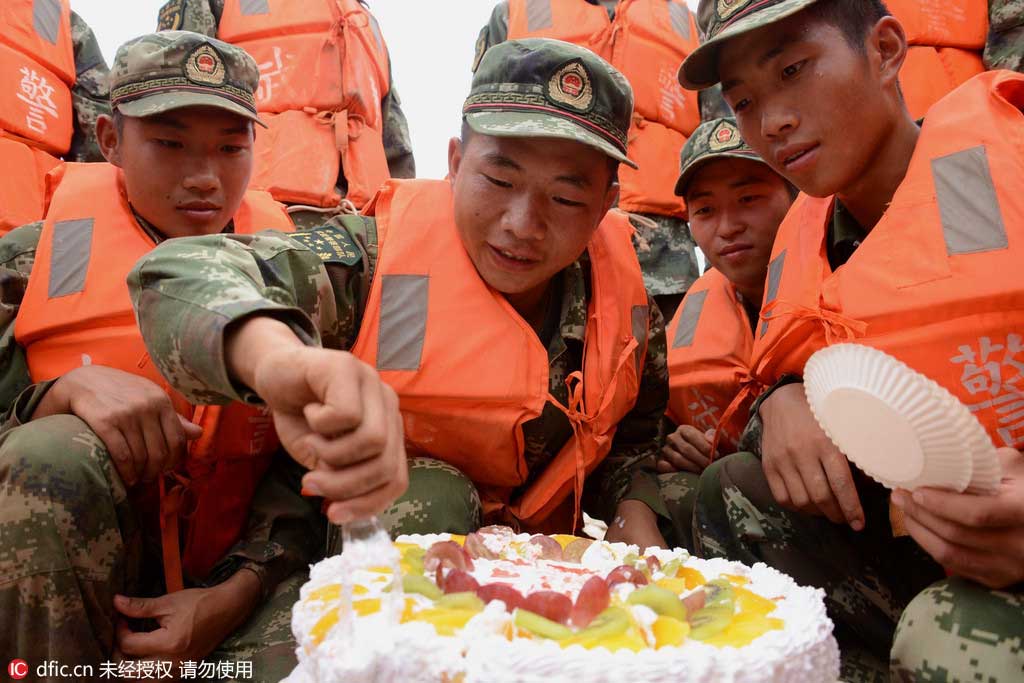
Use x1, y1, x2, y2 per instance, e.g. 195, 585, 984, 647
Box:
678, 1, 1024, 681
472, 1, 736, 321
0, 32, 329, 683
155, 0, 416, 230
657, 117, 795, 553
129, 38, 676, 555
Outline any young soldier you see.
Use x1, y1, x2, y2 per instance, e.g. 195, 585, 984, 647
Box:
678, 0, 1023, 679
474, 0, 726, 320
156, 0, 415, 228
130, 39, 673, 550
0, 32, 404, 681
0, 0, 110, 233
657, 118, 795, 550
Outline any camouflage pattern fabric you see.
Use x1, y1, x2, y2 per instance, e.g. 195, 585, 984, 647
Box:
986, 0, 1024, 72
694, 452, 1023, 682
129, 207, 671, 531
211, 570, 307, 683
68, 12, 112, 163
465, 38, 636, 167
656, 470, 700, 553
0, 410, 323, 676
0, 415, 156, 668
378, 457, 484, 537
156, 0, 416, 180
629, 212, 700, 300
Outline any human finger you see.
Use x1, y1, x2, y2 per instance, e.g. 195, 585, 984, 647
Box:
95, 424, 138, 488
308, 377, 390, 468
678, 425, 713, 458
666, 431, 710, 471
820, 449, 864, 530
892, 490, 1012, 551
799, 456, 846, 525
324, 404, 408, 522
899, 511, 1017, 588
907, 486, 1022, 529
139, 414, 173, 483
659, 445, 701, 473
303, 354, 369, 434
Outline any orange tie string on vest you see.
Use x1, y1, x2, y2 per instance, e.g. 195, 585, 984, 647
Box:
709, 302, 868, 461
549, 370, 592, 533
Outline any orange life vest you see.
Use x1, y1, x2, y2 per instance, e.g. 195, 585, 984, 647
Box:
666, 268, 754, 452
507, 0, 701, 218
351, 179, 650, 531
219, 0, 392, 209
888, 0, 988, 119
753, 71, 1024, 452
14, 162, 295, 591
0, 0, 75, 233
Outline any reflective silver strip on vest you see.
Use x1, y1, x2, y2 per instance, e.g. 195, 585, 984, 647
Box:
760, 249, 786, 338
931, 145, 1008, 256
377, 274, 429, 371
369, 15, 385, 53
667, 2, 692, 40
671, 289, 707, 349
48, 218, 93, 298
632, 304, 648, 371
239, 0, 270, 16
33, 0, 61, 45
526, 0, 553, 32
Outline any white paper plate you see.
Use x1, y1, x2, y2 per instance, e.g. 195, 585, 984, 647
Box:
805, 344, 977, 492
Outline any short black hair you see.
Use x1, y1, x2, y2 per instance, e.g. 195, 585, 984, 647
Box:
112, 109, 125, 134
460, 118, 619, 187
802, 0, 891, 54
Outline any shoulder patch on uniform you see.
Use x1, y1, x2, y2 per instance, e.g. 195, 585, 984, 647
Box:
290, 224, 363, 266
158, 0, 184, 30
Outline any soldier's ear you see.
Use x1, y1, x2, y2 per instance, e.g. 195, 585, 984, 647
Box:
447, 136, 464, 182
96, 114, 123, 167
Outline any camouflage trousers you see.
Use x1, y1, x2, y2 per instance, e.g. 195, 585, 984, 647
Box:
378, 457, 483, 537
0, 415, 302, 683
695, 452, 1024, 682
656, 471, 700, 553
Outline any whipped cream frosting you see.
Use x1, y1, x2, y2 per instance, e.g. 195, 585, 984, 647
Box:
284, 533, 839, 683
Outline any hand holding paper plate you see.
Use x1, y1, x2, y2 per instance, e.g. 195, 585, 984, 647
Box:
804, 344, 1001, 494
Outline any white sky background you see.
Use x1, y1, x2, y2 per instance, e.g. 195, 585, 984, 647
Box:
72, 0, 700, 180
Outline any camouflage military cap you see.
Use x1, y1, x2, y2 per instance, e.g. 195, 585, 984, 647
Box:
678, 0, 820, 90
463, 38, 638, 168
110, 31, 264, 126
675, 117, 768, 196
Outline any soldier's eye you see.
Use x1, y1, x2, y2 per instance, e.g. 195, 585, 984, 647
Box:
483, 173, 512, 189
554, 196, 585, 208
732, 98, 750, 113
782, 60, 807, 79
155, 139, 183, 149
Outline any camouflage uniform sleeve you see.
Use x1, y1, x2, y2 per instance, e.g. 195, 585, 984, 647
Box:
127, 216, 376, 405
583, 298, 672, 523
739, 373, 804, 458
156, 0, 222, 36
67, 12, 111, 163
0, 223, 61, 430
202, 453, 325, 599
471, 1, 510, 72
371, 11, 416, 180
984, 0, 1024, 72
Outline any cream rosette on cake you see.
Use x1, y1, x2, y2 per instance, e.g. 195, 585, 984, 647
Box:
285, 527, 839, 683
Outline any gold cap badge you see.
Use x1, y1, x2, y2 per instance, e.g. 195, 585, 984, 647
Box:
185, 44, 226, 86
